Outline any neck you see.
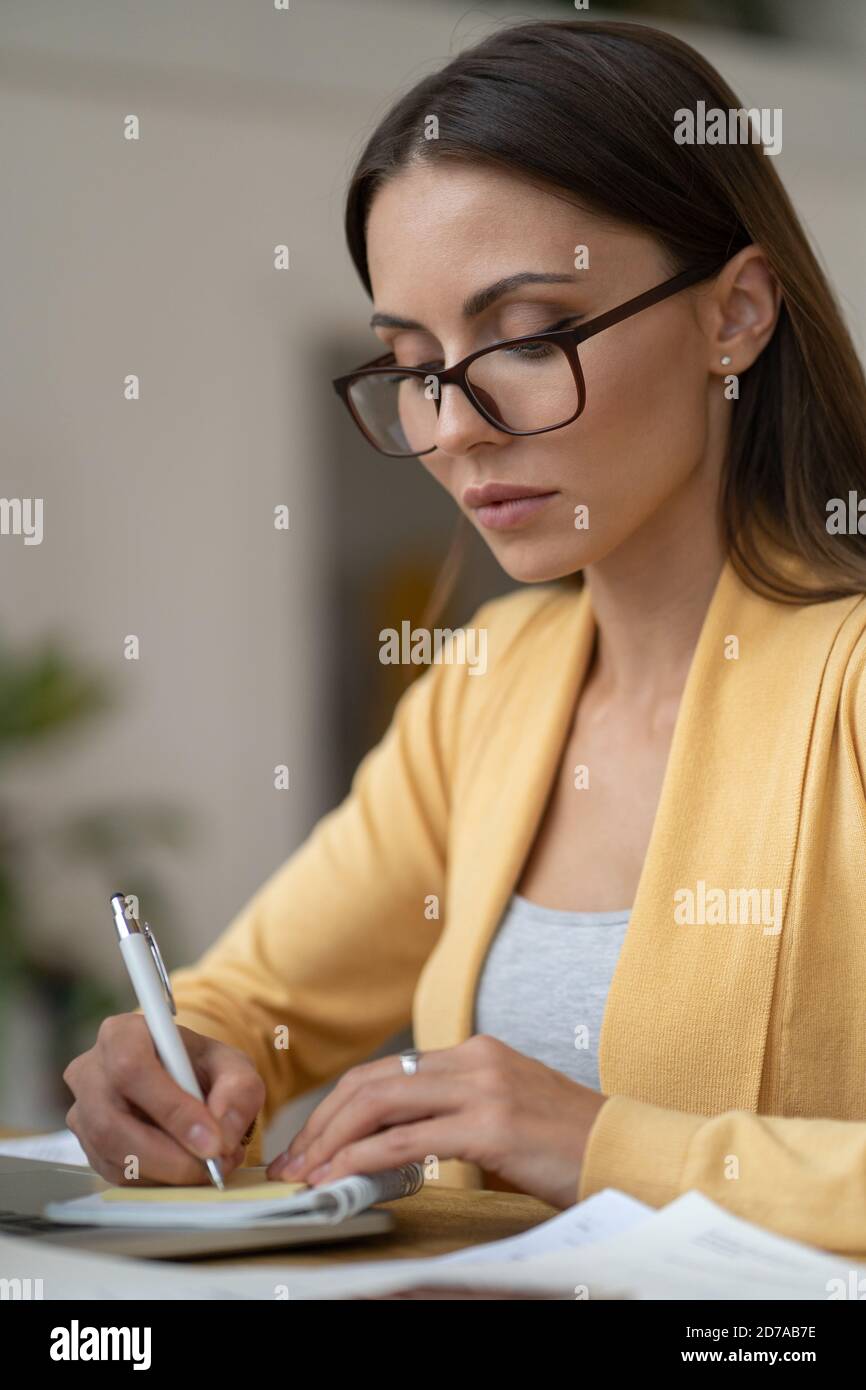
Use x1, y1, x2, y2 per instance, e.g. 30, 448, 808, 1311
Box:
583, 472, 726, 706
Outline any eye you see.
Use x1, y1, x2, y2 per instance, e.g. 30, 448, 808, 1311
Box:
504, 341, 559, 360
502, 315, 582, 355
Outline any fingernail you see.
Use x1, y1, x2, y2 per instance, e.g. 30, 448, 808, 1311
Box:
268, 1153, 289, 1176
286, 1153, 306, 1175
188, 1123, 221, 1158
307, 1161, 330, 1183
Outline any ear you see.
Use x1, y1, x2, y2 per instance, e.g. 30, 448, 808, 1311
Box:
700, 245, 781, 376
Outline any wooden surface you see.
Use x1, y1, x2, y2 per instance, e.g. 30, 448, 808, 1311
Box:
205, 1184, 558, 1268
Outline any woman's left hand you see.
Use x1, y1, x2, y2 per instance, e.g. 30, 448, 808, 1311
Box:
265, 1034, 608, 1209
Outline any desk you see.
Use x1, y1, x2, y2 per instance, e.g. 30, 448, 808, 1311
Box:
206, 1184, 558, 1268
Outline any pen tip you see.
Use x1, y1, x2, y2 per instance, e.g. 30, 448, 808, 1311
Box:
206, 1158, 226, 1190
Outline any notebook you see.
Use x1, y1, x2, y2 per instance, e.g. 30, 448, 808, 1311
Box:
44, 1161, 424, 1229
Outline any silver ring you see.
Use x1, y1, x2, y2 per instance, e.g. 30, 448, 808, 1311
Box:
400, 1048, 421, 1075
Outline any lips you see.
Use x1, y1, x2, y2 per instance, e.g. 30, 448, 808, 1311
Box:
462, 481, 555, 508
462, 481, 559, 532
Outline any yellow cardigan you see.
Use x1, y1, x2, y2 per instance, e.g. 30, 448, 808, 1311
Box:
168, 555, 866, 1255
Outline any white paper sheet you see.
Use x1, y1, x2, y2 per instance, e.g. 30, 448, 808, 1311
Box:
438, 1187, 653, 1263
4, 1187, 864, 1300
0, 1129, 89, 1167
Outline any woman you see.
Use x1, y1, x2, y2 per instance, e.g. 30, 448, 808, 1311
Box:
65, 20, 866, 1252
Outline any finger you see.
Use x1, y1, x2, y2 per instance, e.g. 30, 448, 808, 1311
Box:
67, 1090, 219, 1186
217, 1144, 247, 1179
305, 1116, 471, 1185
67, 1103, 126, 1185
193, 1041, 265, 1151
70, 1099, 247, 1187
106, 1042, 229, 1161
272, 1075, 464, 1182
268, 1047, 454, 1175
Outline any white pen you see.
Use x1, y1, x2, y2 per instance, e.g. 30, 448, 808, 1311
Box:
109, 891, 225, 1190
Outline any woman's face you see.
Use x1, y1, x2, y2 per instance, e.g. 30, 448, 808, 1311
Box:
365, 160, 724, 584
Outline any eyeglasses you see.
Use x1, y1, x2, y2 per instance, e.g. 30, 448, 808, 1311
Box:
332, 262, 724, 459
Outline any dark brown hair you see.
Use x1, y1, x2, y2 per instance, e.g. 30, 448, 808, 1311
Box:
343, 18, 866, 607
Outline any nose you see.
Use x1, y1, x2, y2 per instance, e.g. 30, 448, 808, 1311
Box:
432, 380, 505, 456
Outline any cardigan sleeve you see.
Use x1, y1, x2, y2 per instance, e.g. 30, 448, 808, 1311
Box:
578, 1097, 866, 1255
164, 626, 474, 1167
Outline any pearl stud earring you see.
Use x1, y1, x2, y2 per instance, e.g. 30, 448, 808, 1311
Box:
720, 354, 732, 366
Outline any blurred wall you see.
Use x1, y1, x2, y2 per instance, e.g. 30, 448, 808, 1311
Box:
1, 0, 863, 1138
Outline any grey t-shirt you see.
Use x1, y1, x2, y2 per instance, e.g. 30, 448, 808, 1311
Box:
473, 893, 631, 1092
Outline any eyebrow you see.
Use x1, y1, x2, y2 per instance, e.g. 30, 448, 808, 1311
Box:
368, 271, 580, 331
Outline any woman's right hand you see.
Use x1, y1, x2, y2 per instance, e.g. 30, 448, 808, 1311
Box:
63, 1013, 266, 1186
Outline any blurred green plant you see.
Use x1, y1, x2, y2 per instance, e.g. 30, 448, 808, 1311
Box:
0, 634, 194, 1116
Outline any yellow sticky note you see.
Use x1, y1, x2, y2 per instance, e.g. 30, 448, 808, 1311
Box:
100, 1177, 308, 1203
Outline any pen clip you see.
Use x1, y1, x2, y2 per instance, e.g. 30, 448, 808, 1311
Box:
142, 920, 176, 1015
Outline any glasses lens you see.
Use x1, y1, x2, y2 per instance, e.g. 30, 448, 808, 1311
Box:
347, 369, 439, 457
346, 341, 579, 455
466, 340, 578, 432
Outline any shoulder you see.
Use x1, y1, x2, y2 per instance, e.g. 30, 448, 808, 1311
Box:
779, 587, 866, 790
430, 581, 586, 750
401, 580, 583, 752
461, 579, 584, 662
